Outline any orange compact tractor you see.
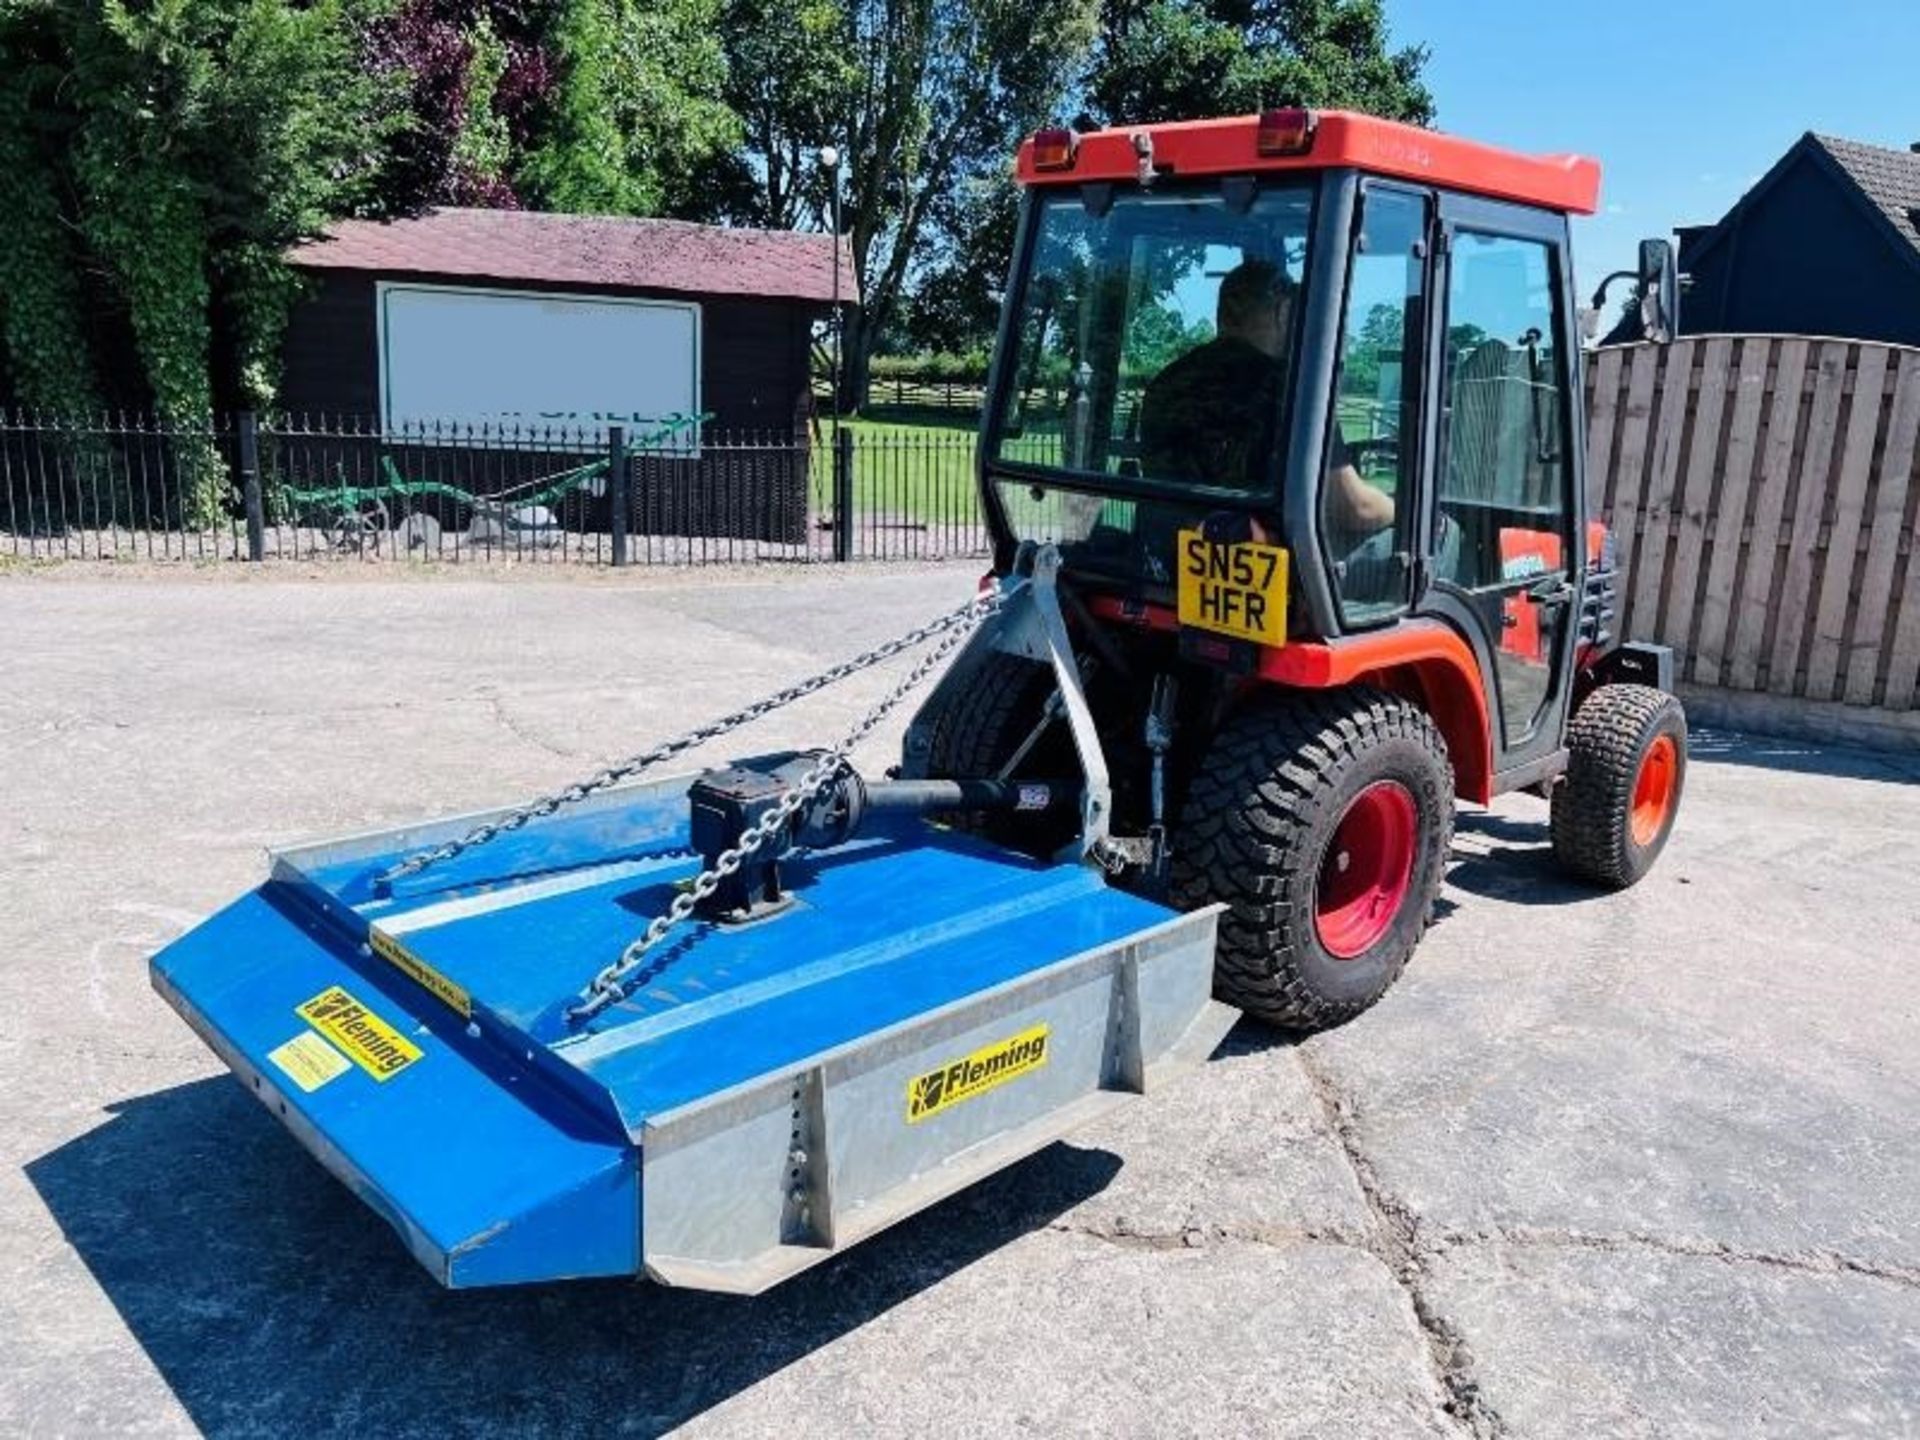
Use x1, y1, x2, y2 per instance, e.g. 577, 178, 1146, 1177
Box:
152, 110, 1691, 1292
905, 108, 1688, 1029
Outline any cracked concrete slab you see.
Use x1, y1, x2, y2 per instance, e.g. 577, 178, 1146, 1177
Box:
1301, 741, 1920, 1277
1042, 1032, 1372, 1248
1424, 1240, 1920, 1438
676, 1233, 1456, 1439
7, 567, 1920, 1438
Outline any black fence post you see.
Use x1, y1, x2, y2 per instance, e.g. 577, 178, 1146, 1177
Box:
608, 424, 628, 567
832, 425, 854, 563
237, 410, 265, 561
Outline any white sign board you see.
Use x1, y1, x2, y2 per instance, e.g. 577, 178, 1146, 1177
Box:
376, 282, 701, 445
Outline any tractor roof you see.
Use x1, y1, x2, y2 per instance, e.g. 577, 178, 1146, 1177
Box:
1015, 110, 1601, 216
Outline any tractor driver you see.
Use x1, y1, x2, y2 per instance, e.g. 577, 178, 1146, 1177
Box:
1140, 259, 1394, 550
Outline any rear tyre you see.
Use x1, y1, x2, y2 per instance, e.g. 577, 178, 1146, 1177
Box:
1550, 684, 1686, 888
921, 652, 1077, 853
1171, 688, 1454, 1031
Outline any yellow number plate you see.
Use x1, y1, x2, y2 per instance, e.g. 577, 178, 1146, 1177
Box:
1176, 529, 1289, 646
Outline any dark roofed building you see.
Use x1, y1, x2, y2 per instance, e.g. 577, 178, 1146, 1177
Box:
282, 208, 857, 432
277, 209, 856, 547
1678, 133, 1920, 347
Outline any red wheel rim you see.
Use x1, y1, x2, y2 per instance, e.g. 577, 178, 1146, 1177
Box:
1630, 733, 1679, 847
1315, 781, 1420, 959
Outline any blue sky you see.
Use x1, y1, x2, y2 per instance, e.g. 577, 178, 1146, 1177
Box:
1391, 0, 1920, 299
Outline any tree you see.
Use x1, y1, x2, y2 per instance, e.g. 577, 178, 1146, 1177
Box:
1086, 0, 1433, 128
356, 0, 538, 211
897, 0, 1434, 363
895, 171, 1017, 355
517, 0, 738, 217
697, 0, 1098, 404
693, 0, 857, 227
0, 0, 388, 520
840, 0, 1098, 402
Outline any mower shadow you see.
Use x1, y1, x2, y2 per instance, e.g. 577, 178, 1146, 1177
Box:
25, 1075, 1122, 1439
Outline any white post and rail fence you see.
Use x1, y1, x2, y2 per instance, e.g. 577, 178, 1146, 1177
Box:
1586, 336, 1920, 750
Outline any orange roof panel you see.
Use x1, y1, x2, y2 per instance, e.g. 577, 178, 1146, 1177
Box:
1016, 111, 1601, 216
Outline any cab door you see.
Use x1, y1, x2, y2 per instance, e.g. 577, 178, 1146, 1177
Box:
1426, 196, 1583, 777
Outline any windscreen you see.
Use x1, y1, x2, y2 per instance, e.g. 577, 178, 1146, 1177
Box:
988, 181, 1316, 551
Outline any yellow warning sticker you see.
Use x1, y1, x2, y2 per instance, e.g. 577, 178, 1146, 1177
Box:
267, 1030, 351, 1093
296, 986, 423, 1082
368, 926, 471, 1018
907, 1023, 1049, 1124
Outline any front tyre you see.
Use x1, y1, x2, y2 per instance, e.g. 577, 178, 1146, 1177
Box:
1550, 684, 1687, 888
1171, 688, 1454, 1031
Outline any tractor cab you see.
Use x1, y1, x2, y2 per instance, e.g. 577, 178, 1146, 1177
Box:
980, 109, 1675, 790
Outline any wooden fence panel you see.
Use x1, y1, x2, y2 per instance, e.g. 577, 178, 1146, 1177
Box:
1858, 353, 1920, 707
1766, 341, 1850, 696
1726, 338, 1811, 691
1584, 335, 1920, 718
1691, 337, 1771, 687
1625, 338, 1695, 641
1667, 336, 1734, 652
1807, 346, 1890, 699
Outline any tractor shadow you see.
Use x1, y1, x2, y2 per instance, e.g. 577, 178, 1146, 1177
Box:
25, 1076, 1122, 1439
1442, 808, 1601, 908
1687, 725, 1920, 785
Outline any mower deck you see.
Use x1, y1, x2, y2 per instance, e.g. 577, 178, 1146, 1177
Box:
152, 774, 1231, 1291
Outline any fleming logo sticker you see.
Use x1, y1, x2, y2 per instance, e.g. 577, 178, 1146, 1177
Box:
296, 986, 423, 1081
907, 1024, 1049, 1124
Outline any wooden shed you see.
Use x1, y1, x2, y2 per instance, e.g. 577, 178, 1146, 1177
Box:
284, 207, 854, 434
278, 209, 856, 545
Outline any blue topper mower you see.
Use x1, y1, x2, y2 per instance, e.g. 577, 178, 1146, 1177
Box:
154, 110, 1687, 1292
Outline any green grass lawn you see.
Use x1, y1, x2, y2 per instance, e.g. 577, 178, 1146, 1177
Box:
811, 412, 984, 525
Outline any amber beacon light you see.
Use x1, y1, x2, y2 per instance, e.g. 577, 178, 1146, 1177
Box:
1255, 108, 1318, 156
1030, 127, 1078, 171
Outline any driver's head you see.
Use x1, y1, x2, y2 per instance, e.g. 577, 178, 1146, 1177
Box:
1217, 259, 1295, 358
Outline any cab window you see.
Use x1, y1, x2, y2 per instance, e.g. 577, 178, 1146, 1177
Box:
1324, 188, 1428, 625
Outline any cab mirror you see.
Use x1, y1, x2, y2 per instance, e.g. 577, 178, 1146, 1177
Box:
1637, 238, 1679, 343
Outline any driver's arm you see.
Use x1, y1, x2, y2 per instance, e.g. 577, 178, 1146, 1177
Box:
1329, 462, 1395, 531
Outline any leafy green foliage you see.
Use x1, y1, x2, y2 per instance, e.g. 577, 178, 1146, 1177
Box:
1086, 0, 1433, 128
0, 0, 389, 519
701, 0, 1099, 401
1341, 299, 1404, 396
0, 27, 102, 418
905, 0, 1435, 365
696, 0, 857, 227
518, 0, 737, 216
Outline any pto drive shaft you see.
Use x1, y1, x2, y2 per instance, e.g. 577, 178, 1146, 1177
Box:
688, 756, 1079, 921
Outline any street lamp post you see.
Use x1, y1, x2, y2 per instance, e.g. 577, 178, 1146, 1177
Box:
819, 145, 850, 558
819, 144, 843, 428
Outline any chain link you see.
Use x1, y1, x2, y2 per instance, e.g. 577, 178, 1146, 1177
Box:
567, 603, 995, 1022
375, 591, 1001, 893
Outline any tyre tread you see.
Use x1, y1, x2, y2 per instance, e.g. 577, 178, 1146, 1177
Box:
1172, 687, 1453, 1030
1549, 683, 1686, 888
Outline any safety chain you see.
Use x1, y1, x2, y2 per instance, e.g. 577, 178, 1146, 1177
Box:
374, 591, 1001, 892
568, 599, 997, 1022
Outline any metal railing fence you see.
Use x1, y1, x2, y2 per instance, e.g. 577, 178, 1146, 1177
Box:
0, 412, 995, 567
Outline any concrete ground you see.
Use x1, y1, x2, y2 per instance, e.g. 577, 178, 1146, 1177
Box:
3, 564, 1918, 1439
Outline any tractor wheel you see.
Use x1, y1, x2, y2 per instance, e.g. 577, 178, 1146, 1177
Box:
1549, 684, 1686, 888
921, 652, 1077, 853
1171, 687, 1453, 1031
